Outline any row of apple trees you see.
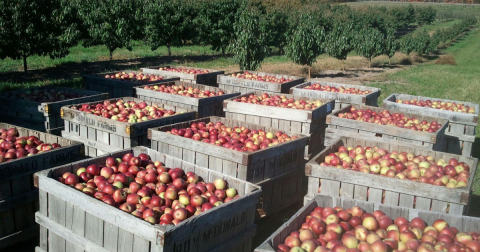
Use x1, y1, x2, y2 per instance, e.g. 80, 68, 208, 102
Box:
0, 0, 475, 74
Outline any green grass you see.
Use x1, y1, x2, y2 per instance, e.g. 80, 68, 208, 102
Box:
411, 19, 461, 35
349, 1, 480, 19
0, 42, 216, 74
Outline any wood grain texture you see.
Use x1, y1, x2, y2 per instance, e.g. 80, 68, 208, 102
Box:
255, 194, 480, 252
290, 81, 381, 107
36, 146, 261, 252
306, 136, 478, 214
218, 71, 305, 94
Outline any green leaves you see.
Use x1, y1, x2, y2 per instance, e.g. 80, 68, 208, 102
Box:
354, 27, 385, 68
0, 0, 80, 72
383, 27, 399, 63
196, 0, 240, 56
284, 12, 325, 74
78, 0, 142, 59
229, 5, 268, 71
415, 7, 437, 26
413, 28, 433, 56
324, 21, 354, 62
401, 34, 416, 56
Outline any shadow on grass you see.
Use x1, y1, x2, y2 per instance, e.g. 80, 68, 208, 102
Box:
0, 54, 221, 88
467, 136, 480, 217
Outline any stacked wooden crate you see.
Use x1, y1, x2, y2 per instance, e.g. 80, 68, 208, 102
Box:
141, 66, 224, 87
217, 71, 305, 94
148, 116, 310, 218
383, 93, 479, 156
305, 136, 478, 215
0, 123, 84, 250
290, 80, 381, 111
134, 81, 241, 118
0, 86, 108, 135
61, 97, 196, 157
223, 91, 335, 159
83, 70, 179, 98
325, 104, 449, 151
255, 194, 480, 252
34, 147, 261, 252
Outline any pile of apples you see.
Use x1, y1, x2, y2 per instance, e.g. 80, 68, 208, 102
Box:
232, 93, 324, 110
231, 71, 293, 83
58, 153, 240, 226
396, 99, 476, 114
302, 83, 372, 95
166, 121, 297, 152
320, 145, 470, 188
71, 99, 178, 123
337, 107, 442, 132
276, 205, 480, 252
11, 88, 84, 102
0, 128, 61, 163
142, 84, 226, 98
104, 72, 164, 82
157, 67, 209, 74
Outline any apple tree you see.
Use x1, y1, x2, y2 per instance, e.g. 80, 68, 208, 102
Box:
78, 0, 142, 60
0, 0, 80, 72
401, 34, 416, 56
265, 8, 289, 54
383, 28, 399, 65
229, 5, 268, 71
414, 28, 433, 56
354, 27, 385, 68
196, 0, 241, 57
284, 12, 325, 78
324, 21, 355, 71
144, 0, 196, 57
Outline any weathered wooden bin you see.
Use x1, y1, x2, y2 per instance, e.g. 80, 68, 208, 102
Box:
0, 123, 84, 250
325, 104, 449, 151
61, 97, 196, 157
141, 66, 224, 87
34, 146, 261, 252
255, 194, 480, 252
217, 71, 305, 94
383, 93, 479, 157
290, 80, 381, 111
305, 136, 478, 215
148, 116, 309, 218
0, 86, 108, 135
135, 80, 240, 118
83, 70, 179, 98
223, 91, 335, 159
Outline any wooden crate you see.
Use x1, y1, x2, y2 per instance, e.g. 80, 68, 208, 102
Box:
223, 91, 335, 159
325, 104, 449, 151
83, 70, 180, 98
305, 136, 478, 215
61, 97, 197, 157
141, 66, 224, 87
383, 93, 479, 157
0, 123, 84, 250
135, 80, 241, 118
217, 71, 305, 94
256, 167, 306, 219
290, 80, 381, 111
148, 116, 309, 217
0, 86, 108, 135
34, 146, 261, 252
255, 194, 480, 252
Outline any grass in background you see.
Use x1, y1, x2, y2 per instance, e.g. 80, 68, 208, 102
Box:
349, 2, 480, 20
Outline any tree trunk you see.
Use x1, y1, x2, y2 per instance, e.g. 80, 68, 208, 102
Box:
23, 55, 28, 73
389, 57, 391, 66
342, 60, 345, 71
369, 58, 371, 68
308, 65, 311, 79
221, 47, 225, 57
167, 44, 172, 57
109, 50, 113, 61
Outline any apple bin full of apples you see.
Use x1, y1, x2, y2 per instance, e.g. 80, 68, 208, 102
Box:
34, 147, 261, 252
254, 195, 480, 252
